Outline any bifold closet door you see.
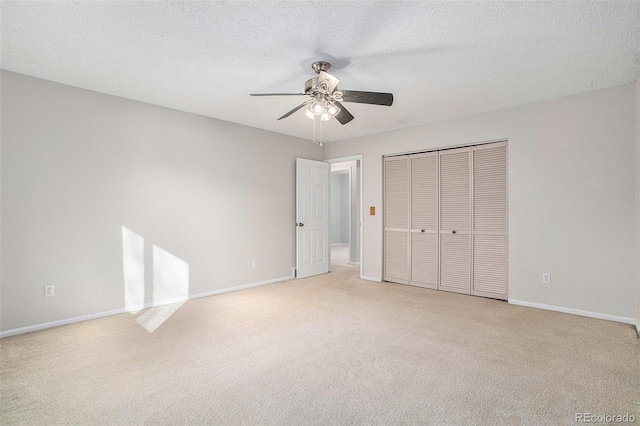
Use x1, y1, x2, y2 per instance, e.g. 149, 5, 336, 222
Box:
439, 147, 471, 294
472, 143, 508, 299
410, 153, 438, 289
384, 156, 409, 284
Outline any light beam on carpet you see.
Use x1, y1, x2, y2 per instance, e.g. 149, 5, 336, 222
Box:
135, 301, 185, 333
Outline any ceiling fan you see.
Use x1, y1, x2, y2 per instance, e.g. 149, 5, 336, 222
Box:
250, 61, 393, 125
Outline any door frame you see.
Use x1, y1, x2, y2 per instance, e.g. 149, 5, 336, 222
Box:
325, 155, 364, 279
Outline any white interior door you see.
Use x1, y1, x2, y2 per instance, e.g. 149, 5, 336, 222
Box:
296, 158, 329, 279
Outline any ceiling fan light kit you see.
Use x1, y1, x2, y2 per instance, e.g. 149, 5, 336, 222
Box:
250, 61, 394, 127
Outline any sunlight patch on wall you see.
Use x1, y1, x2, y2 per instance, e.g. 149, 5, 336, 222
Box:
122, 226, 144, 313
153, 245, 189, 303
121, 227, 190, 332
132, 245, 190, 333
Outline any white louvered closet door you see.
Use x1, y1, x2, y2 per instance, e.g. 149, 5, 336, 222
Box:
384, 156, 409, 284
410, 153, 438, 289
439, 147, 471, 295
472, 143, 508, 299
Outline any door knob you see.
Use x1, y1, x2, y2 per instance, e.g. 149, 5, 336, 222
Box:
452, 230, 457, 234
421, 229, 425, 233
299, 223, 304, 227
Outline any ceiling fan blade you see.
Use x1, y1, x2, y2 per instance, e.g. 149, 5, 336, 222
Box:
340, 90, 393, 106
277, 100, 312, 121
333, 101, 354, 125
317, 71, 340, 94
250, 93, 307, 96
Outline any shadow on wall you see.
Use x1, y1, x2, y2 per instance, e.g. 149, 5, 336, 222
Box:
121, 226, 189, 332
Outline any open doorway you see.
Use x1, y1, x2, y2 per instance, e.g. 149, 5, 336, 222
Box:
328, 158, 362, 273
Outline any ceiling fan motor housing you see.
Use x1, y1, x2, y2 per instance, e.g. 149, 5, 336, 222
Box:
305, 78, 318, 94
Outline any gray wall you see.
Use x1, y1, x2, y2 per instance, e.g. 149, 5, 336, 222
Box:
325, 83, 637, 320
0, 70, 322, 332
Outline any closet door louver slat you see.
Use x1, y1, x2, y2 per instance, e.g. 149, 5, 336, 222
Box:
440, 233, 470, 293
473, 235, 507, 295
386, 230, 409, 283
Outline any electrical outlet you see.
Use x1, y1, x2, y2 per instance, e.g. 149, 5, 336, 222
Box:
252, 258, 258, 267
542, 273, 550, 284
44, 284, 55, 297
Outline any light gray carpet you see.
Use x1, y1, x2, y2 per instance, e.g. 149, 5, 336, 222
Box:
1, 249, 639, 425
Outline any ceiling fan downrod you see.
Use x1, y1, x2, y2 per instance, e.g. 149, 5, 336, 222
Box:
311, 61, 331, 74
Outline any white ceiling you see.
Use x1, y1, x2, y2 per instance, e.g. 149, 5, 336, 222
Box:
2, 1, 639, 143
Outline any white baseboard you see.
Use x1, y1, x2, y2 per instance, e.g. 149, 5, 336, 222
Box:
508, 299, 635, 325
348, 261, 361, 266
361, 275, 382, 282
187, 274, 293, 300
0, 274, 294, 339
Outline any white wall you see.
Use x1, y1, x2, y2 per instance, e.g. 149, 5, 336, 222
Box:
325, 83, 637, 320
0, 70, 322, 332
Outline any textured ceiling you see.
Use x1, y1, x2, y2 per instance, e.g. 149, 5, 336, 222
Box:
2, 1, 639, 142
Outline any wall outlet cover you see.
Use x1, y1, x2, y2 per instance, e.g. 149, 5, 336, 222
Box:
44, 284, 55, 297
